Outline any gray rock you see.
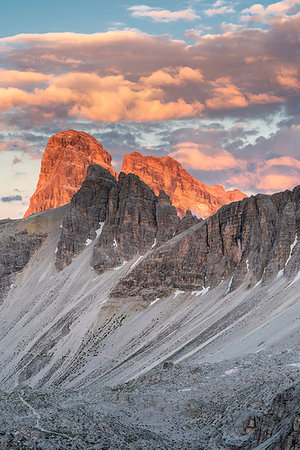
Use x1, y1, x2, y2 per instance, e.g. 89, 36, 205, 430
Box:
112, 186, 300, 299
56, 164, 117, 269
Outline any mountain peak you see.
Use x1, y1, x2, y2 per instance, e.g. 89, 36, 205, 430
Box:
24, 130, 117, 218
121, 152, 247, 218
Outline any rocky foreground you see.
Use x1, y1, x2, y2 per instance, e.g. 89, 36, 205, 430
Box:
0, 350, 299, 449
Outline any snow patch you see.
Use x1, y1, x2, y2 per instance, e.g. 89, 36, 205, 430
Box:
254, 279, 262, 288
151, 238, 157, 249
192, 287, 210, 296
114, 261, 127, 271
288, 363, 300, 368
286, 233, 298, 267
131, 256, 143, 270
95, 222, 104, 239
246, 259, 249, 272
290, 271, 300, 287
85, 238, 92, 246
113, 239, 118, 248
150, 297, 160, 306
225, 275, 234, 294
59, 224, 63, 229
92, 276, 99, 282
174, 290, 185, 298
55, 247, 58, 254
276, 269, 284, 279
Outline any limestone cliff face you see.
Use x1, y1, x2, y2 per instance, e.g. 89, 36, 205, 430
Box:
56, 165, 117, 270
121, 152, 247, 218
112, 186, 300, 299
92, 174, 184, 273
55, 165, 200, 271
24, 130, 117, 218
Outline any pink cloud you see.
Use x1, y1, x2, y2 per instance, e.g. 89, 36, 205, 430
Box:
0, 70, 50, 87
169, 142, 239, 171
206, 79, 248, 110
128, 6, 198, 22
277, 67, 300, 90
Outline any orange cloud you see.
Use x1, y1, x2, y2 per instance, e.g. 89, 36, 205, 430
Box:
247, 93, 284, 104
277, 67, 300, 89
169, 142, 239, 171
141, 67, 204, 87
0, 70, 50, 87
0, 71, 205, 121
256, 174, 300, 192
206, 79, 248, 110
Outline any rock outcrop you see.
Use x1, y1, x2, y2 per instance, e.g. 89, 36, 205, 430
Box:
55, 165, 201, 271
56, 165, 117, 270
92, 174, 183, 273
122, 152, 247, 218
112, 186, 300, 299
0, 228, 45, 299
24, 130, 117, 218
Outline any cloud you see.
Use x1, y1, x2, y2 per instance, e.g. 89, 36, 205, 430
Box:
0, 70, 50, 88
1, 195, 23, 202
240, 0, 300, 23
205, 5, 235, 17
13, 156, 23, 165
0, 19, 299, 121
277, 67, 300, 90
169, 142, 239, 171
128, 5, 199, 22
206, 78, 248, 110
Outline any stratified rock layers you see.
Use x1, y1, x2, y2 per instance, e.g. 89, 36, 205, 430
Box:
24, 130, 117, 218
56, 165, 200, 271
112, 187, 300, 299
122, 152, 247, 218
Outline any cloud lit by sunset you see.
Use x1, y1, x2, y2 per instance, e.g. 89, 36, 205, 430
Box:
0, 0, 300, 218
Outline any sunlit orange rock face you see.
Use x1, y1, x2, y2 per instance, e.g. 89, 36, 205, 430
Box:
122, 152, 247, 218
24, 130, 117, 218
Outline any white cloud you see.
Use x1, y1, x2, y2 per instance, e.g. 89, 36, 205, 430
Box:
128, 5, 199, 22
205, 4, 235, 17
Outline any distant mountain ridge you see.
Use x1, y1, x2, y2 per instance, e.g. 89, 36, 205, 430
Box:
122, 151, 247, 218
24, 129, 246, 219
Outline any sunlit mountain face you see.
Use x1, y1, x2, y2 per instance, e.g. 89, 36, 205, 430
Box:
0, 0, 300, 218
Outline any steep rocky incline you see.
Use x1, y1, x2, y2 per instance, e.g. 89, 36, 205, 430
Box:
122, 151, 247, 218
24, 130, 117, 218
0, 224, 46, 300
112, 186, 300, 299
56, 165, 117, 270
92, 174, 182, 273
56, 166, 200, 271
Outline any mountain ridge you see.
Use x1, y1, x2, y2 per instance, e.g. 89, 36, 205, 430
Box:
122, 151, 247, 218
24, 129, 247, 220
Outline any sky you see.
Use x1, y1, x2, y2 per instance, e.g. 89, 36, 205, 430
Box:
0, 0, 300, 218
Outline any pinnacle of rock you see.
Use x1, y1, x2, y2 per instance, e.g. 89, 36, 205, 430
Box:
24, 130, 117, 217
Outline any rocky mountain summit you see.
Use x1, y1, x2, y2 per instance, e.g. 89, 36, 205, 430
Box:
24, 130, 117, 217
122, 151, 247, 218
24, 130, 246, 220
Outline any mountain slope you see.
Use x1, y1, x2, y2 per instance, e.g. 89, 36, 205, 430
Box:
24, 130, 117, 217
122, 151, 247, 218
1, 172, 299, 448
